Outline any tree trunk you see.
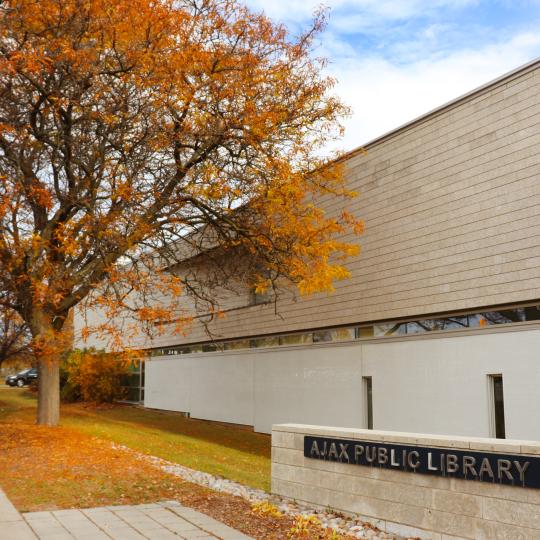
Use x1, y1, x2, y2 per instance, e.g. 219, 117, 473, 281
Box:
30, 310, 66, 427
37, 358, 60, 426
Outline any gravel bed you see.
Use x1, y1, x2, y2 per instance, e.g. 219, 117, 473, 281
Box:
111, 443, 407, 539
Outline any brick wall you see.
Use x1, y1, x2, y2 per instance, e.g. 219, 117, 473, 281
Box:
271, 424, 540, 539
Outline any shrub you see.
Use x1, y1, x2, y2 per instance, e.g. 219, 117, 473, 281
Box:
61, 349, 131, 404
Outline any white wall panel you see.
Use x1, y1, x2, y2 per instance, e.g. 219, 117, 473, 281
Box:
188, 354, 254, 426
144, 353, 254, 426
144, 355, 192, 413
144, 327, 540, 441
253, 344, 364, 433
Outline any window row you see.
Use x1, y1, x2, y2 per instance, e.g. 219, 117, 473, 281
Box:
149, 304, 540, 357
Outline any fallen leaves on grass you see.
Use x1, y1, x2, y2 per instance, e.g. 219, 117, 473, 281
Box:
0, 422, 185, 511
0, 420, 353, 539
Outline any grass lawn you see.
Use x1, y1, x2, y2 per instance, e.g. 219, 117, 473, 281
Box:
0, 387, 354, 539
0, 387, 271, 491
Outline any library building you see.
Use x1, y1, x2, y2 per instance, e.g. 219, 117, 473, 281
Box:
77, 58, 540, 442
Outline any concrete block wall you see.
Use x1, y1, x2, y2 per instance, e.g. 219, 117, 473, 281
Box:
271, 424, 540, 539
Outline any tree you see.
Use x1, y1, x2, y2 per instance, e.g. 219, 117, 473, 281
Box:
0, 0, 363, 425
0, 305, 31, 368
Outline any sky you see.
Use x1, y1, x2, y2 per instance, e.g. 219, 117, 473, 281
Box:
244, 0, 540, 153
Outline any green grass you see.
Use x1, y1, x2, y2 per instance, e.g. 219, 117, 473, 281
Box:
0, 387, 271, 491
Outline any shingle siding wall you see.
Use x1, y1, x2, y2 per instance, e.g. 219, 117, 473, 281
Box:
148, 61, 540, 347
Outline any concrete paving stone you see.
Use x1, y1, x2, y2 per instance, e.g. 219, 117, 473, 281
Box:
65, 528, 107, 538
91, 515, 126, 523
86, 516, 126, 527
118, 516, 159, 526
141, 530, 181, 539
180, 531, 219, 539
72, 531, 111, 540
113, 514, 153, 523
95, 530, 142, 540
61, 523, 104, 533
166, 507, 203, 519
152, 515, 193, 526
62, 520, 99, 527
24, 517, 59, 524
93, 528, 145, 540
0, 506, 25, 522
82, 509, 118, 518
98, 523, 143, 531
202, 525, 253, 540
112, 508, 147, 515
28, 523, 69, 533
181, 515, 222, 527
141, 508, 178, 518
24, 511, 56, 520
81, 507, 112, 514
163, 522, 200, 533
0, 520, 38, 540
129, 523, 170, 532
95, 525, 141, 536
13, 496, 252, 540
87, 521, 127, 532
34, 534, 74, 540
52, 510, 85, 518
60, 525, 102, 536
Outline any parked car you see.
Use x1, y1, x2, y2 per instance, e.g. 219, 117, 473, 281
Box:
5, 367, 38, 387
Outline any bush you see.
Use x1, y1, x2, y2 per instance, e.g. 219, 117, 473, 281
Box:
61, 349, 131, 404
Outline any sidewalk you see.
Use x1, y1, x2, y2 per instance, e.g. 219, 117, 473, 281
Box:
0, 489, 36, 540
0, 489, 253, 540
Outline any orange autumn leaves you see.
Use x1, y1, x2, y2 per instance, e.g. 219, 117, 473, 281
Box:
0, 0, 363, 422
0, 421, 186, 511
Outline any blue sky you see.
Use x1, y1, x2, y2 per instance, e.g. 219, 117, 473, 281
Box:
244, 0, 540, 151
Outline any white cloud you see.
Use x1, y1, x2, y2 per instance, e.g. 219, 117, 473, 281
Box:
245, 0, 477, 27
243, 0, 540, 153
329, 31, 540, 151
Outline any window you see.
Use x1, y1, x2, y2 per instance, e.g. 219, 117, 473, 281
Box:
249, 336, 280, 348
488, 374, 506, 439
363, 376, 373, 430
312, 330, 333, 343
279, 333, 313, 346
120, 360, 145, 403
224, 340, 251, 350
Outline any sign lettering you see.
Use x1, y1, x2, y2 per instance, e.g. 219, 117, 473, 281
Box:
304, 436, 540, 489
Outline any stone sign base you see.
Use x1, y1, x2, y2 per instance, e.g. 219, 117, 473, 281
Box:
271, 424, 540, 539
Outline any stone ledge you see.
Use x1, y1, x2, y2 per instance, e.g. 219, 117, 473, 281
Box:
272, 424, 540, 455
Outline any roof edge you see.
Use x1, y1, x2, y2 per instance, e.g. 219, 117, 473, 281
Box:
335, 56, 540, 165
